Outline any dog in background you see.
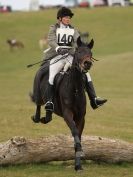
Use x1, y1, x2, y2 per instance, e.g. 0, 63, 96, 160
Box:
7, 39, 24, 51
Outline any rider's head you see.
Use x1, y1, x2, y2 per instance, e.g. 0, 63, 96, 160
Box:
57, 7, 74, 25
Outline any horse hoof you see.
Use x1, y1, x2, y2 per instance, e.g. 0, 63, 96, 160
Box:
40, 117, 52, 124
75, 165, 83, 171
31, 116, 40, 123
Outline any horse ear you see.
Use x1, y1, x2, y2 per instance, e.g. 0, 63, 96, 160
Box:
77, 36, 82, 47
87, 39, 94, 49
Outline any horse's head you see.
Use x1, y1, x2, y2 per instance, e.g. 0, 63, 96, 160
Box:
74, 37, 94, 73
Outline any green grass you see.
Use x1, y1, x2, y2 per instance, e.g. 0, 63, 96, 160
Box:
0, 7, 133, 177
0, 162, 133, 177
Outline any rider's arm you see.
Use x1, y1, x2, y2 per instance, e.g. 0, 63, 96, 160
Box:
47, 25, 59, 52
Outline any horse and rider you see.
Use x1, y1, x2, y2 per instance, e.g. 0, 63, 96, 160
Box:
35, 7, 107, 122
30, 7, 107, 170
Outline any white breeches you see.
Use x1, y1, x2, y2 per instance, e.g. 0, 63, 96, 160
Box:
48, 54, 92, 85
49, 54, 73, 85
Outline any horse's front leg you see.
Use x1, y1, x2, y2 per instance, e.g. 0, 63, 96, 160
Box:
31, 105, 41, 123
74, 116, 85, 170
63, 110, 83, 171
73, 121, 85, 171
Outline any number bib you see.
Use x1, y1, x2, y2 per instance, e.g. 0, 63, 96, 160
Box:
56, 27, 74, 46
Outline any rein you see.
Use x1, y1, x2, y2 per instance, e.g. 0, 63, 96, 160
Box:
81, 55, 99, 62
27, 54, 69, 68
91, 57, 99, 61
71, 53, 99, 73
27, 52, 98, 71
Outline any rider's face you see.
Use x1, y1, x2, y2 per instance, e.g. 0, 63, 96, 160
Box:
60, 16, 71, 26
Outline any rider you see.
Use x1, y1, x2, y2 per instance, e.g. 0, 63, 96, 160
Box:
43, 7, 107, 121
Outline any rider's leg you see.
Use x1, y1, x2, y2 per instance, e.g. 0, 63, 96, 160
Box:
85, 72, 107, 109
45, 55, 65, 112
63, 55, 73, 72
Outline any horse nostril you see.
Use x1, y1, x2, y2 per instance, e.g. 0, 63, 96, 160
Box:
84, 61, 92, 69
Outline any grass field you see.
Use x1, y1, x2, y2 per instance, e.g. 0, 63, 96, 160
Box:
0, 7, 133, 177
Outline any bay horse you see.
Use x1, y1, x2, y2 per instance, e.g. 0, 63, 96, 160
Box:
7, 39, 24, 51
30, 37, 94, 170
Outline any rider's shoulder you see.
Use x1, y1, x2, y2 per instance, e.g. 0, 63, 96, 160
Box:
68, 24, 74, 29
68, 25, 79, 33
49, 23, 59, 29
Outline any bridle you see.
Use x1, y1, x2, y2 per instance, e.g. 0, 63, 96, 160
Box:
74, 51, 99, 73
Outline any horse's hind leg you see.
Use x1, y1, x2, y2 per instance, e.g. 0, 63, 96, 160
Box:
31, 105, 41, 123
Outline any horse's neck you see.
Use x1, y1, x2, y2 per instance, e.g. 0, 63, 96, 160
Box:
70, 68, 84, 91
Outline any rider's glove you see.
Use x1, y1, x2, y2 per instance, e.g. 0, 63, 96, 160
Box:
57, 48, 69, 55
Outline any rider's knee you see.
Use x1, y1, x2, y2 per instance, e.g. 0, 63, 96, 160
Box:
48, 78, 54, 85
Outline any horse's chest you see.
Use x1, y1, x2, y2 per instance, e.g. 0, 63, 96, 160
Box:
74, 89, 86, 102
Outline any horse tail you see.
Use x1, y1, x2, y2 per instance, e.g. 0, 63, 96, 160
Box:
29, 92, 35, 103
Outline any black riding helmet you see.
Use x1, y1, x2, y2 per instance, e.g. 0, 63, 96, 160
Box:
57, 7, 74, 19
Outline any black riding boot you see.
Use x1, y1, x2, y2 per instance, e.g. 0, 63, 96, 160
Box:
44, 83, 54, 123
85, 80, 107, 109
